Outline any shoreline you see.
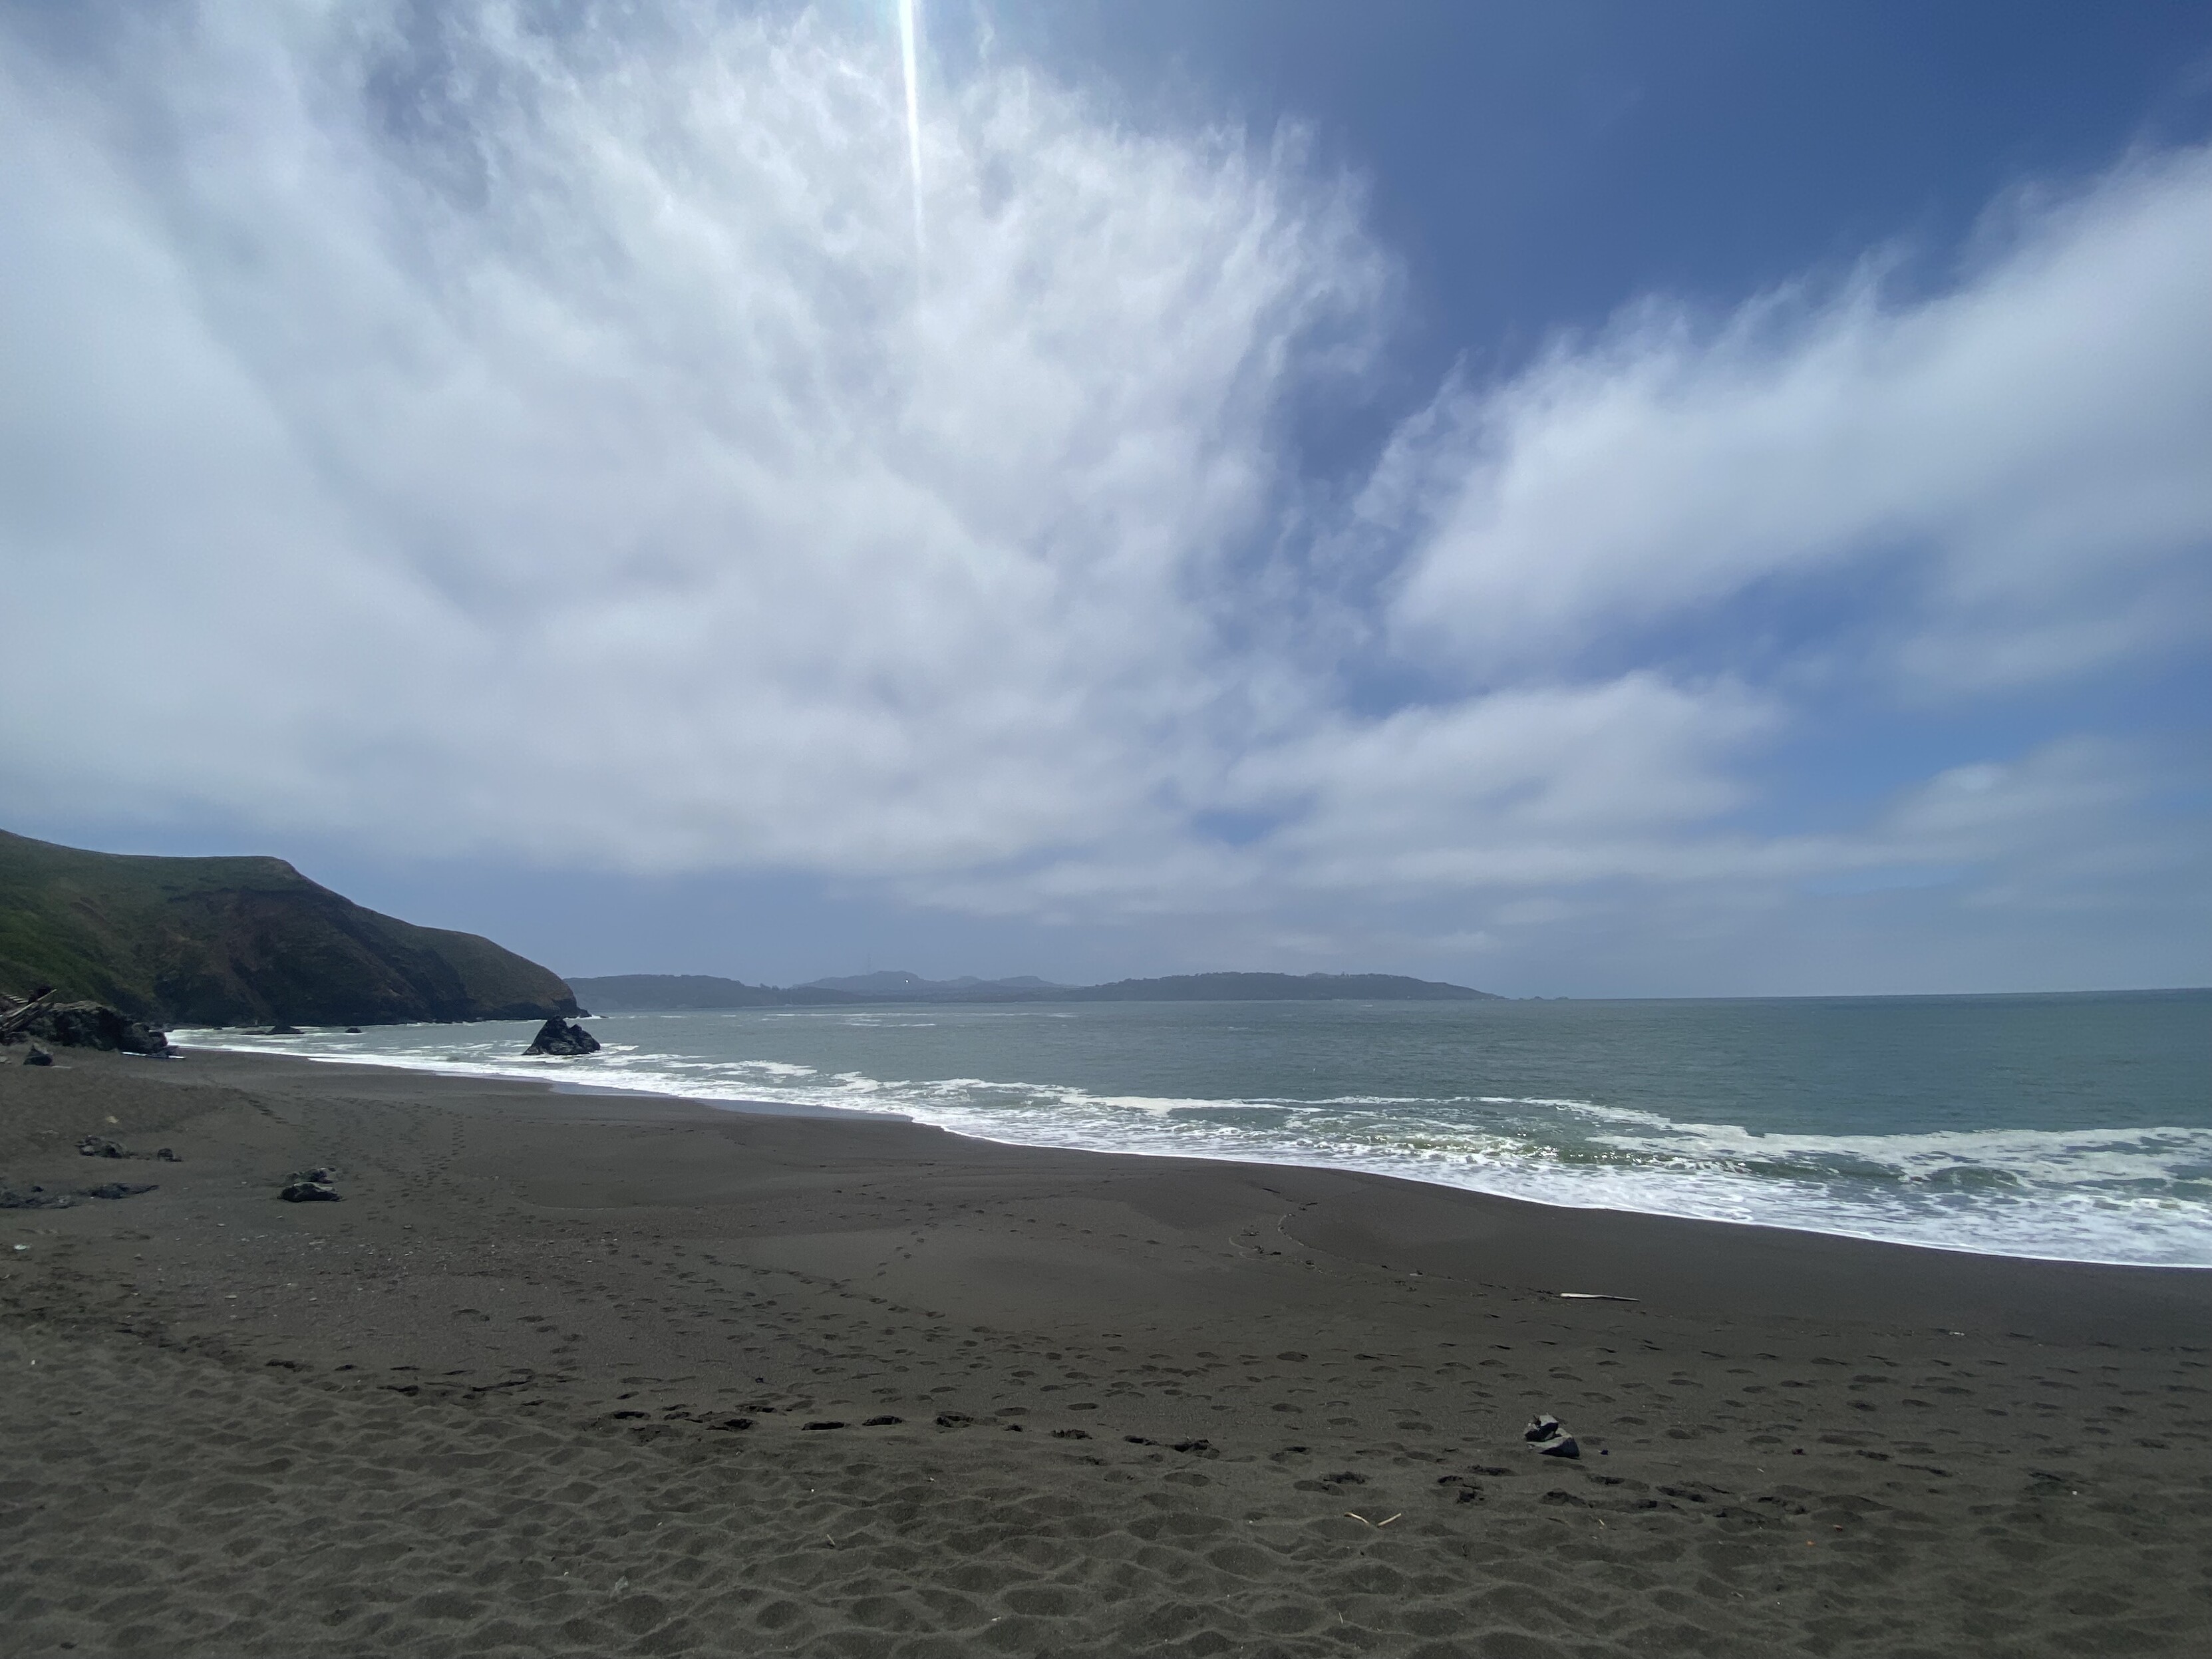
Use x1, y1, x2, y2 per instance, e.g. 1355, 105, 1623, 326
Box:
6, 1046, 2210, 1656
170, 1031, 2212, 1275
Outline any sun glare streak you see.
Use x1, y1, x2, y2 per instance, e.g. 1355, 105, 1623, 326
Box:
897, 0, 924, 273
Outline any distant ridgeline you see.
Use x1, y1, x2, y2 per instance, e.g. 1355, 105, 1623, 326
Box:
0, 830, 581, 1028
569, 970, 1498, 1011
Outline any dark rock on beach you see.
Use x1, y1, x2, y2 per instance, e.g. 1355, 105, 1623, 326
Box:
280, 1179, 342, 1203
524, 1017, 601, 1057
0, 1179, 153, 1209
1525, 1412, 1580, 1456
11, 1002, 167, 1055
22, 1046, 51, 1066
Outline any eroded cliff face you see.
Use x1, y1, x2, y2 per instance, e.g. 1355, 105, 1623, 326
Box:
0, 830, 580, 1027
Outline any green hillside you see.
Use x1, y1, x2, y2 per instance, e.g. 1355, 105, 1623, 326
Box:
0, 830, 580, 1028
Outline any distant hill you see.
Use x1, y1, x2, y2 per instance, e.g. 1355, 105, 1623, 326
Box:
569, 968, 1493, 1010
0, 830, 581, 1028
566, 974, 856, 1011
1052, 972, 1497, 1002
800, 971, 1068, 995
570, 971, 1066, 1010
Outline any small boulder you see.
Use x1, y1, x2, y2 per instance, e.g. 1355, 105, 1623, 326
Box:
156, 1147, 180, 1162
524, 1017, 601, 1057
1524, 1412, 1580, 1456
23, 1046, 53, 1067
77, 1135, 126, 1158
264, 1024, 303, 1036
279, 1179, 341, 1203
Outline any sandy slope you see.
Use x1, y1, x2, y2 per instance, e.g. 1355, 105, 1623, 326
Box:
3, 1048, 2209, 1656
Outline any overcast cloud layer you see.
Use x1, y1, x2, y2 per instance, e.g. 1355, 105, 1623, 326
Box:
3, 1, 2207, 990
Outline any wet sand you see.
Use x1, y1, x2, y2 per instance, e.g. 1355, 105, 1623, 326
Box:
3, 1046, 2209, 1656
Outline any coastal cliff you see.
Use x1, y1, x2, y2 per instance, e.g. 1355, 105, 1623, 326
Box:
0, 830, 581, 1028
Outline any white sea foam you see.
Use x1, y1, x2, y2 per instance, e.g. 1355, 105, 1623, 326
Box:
177, 1022, 2212, 1269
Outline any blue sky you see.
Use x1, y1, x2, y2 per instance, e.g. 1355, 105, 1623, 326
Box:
2, 0, 2208, 994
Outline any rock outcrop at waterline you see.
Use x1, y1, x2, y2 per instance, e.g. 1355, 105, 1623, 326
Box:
524, 1017, 601, 1057
0, 995, 168, 1055
0, 828, 583, 1029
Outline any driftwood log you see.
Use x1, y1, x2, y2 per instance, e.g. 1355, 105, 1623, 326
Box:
0, 988, 59, 1042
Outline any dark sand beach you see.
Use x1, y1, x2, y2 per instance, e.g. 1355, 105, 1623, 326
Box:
4, 1048, 2209, 1657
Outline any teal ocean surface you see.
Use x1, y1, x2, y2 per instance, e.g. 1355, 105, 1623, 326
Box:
187, 990, 2212, 1267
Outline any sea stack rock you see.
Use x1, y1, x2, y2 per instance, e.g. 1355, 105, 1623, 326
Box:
524, 1017, 601, 1057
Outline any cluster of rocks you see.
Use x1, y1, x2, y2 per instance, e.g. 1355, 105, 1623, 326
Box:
1524, 1413, 1580, 1458
77, 1135, 179, 1162
2, 1177, 158, 1210
279, 1166, 342, 1203
524, 1016, 601, 1057
0, 988, 168, 1056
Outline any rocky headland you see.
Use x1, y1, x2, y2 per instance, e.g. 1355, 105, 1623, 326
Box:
0, 829, 582, 1030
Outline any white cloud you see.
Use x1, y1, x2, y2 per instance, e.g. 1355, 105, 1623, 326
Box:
1, 2, 2205, 988
1231, 675, 1780, 892
1385, 146, 2212, 693
1, 1, 1385, 872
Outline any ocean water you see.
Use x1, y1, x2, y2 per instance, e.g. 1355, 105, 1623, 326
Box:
182, 990, 2212, 1268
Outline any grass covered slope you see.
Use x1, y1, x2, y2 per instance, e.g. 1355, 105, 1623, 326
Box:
0, 830, 580, 1027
